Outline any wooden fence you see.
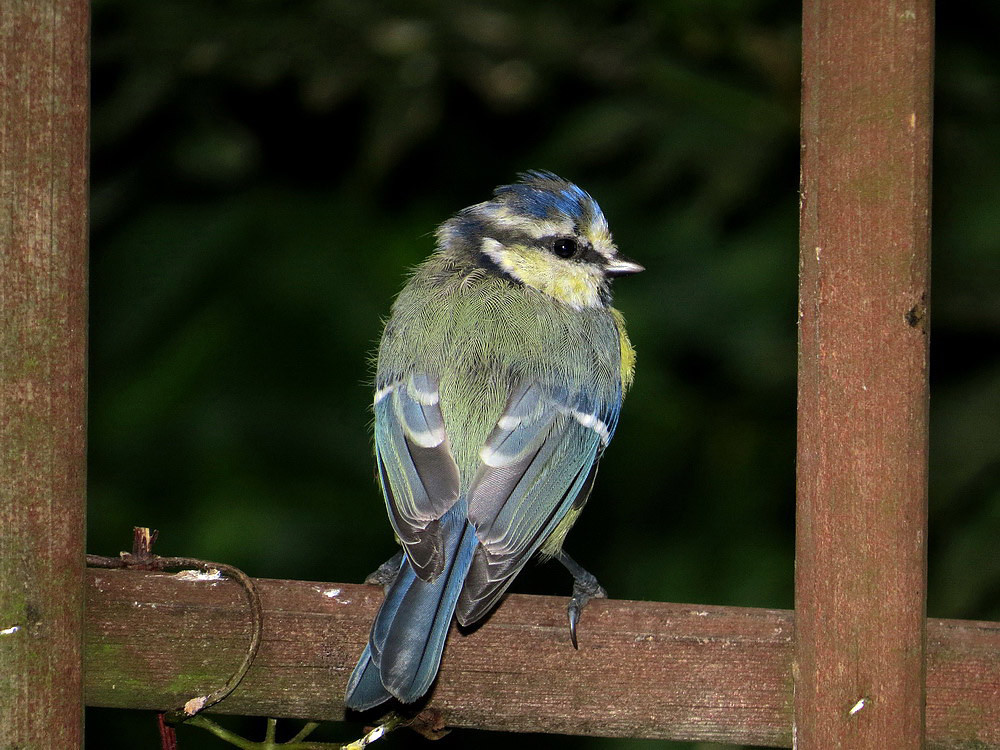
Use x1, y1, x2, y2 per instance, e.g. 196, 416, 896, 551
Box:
3, 0, 998, 748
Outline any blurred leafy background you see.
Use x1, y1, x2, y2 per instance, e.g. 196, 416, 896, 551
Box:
85, 0, 998, 748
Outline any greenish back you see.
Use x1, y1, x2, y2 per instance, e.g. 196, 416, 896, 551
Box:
377, 254, 623, 482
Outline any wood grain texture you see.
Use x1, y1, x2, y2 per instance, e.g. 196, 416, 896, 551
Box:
84, 570, 1000, 747
797, 0, 933, 747
0, 1, 89, 747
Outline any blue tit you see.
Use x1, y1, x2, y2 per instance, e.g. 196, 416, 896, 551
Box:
345, 171, 641, 711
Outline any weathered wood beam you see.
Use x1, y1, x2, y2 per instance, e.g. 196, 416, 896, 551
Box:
84, 570, 999, 747
0, 1, 90, 747
797, 0, 934, 746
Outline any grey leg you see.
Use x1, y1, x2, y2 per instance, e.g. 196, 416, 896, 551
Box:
364, 550, 404, 588
555, 550, 607, 649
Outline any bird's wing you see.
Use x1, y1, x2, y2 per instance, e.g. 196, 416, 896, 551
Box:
374, 373, 461, 581
456, 379, 622, 625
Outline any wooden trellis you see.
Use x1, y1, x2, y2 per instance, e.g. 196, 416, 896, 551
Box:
2, 0, 998, 748
796, 0, 934, 747
1, 1, 89, 747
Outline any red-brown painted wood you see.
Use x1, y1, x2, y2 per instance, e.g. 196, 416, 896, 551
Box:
0, 2, 90, 747
797, 0, 934, 747
84, 571, 1000, 746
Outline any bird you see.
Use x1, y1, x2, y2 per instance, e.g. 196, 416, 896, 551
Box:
344, 170, 642, 711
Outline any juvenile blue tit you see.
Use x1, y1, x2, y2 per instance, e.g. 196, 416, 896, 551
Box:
345, 171, 641, 711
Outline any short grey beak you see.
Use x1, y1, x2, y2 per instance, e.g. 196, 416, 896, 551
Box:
604, 255, 645, 277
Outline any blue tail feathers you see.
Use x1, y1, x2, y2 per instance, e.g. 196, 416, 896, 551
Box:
345, 505, 477, 710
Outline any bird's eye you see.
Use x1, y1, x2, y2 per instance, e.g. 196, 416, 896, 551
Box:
552, 238, 578, 259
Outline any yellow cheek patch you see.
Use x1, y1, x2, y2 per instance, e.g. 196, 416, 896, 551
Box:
484, 241, 603, 308
550, 267, 603, 309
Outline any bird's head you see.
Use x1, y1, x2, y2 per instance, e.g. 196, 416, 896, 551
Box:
437, 171, 643, 309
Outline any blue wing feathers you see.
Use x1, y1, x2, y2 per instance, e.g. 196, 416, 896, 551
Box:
343, 644, 392, 711
348, 375, 621, 710
374, 384, 460, 581
456, 440, 600, 625
345, 503, 477, 709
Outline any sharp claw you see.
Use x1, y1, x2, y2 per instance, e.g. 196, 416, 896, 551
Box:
557, 551, 606, 650
568, 604, 580, 650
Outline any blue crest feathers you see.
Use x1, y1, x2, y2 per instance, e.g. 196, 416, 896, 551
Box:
493, 170, 605, 225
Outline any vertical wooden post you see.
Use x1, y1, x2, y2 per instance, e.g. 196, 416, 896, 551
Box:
796, 0, 933, 748
0, 1, 90, 747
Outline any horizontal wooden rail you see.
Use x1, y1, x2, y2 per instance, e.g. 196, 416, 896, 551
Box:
84, 569, 1000, 747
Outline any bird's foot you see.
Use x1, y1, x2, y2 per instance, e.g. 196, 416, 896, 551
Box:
556, 551, 606, 649
364, 551, 404, 589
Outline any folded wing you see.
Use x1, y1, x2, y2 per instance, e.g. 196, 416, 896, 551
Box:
457, 379, 621, 625
374, 373, 461, 581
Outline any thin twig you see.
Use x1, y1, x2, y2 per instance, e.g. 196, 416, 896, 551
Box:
285, 724, 322, 744
183, 715, 401, 750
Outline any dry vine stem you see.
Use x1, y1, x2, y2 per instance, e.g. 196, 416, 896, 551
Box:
86, 527, 262, 722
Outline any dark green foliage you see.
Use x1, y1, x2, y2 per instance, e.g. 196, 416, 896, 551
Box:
86, 1, 999, 748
